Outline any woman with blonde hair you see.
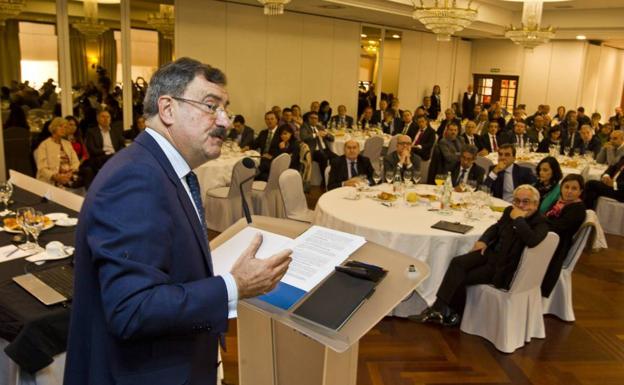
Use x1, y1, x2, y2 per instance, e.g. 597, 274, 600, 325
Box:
35, 117, 81, 187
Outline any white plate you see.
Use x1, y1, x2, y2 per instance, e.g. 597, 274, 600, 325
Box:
46, 212, 69, 221
55, 217, 78, 227
3, 222, 54, 234
25, 246, 75, 263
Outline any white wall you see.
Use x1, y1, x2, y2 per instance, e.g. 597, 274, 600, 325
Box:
397, 31, 472, 115
381, 39, 400, 96
176, 0, 360, 130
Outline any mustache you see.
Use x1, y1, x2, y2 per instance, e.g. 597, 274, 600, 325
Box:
209, 126, 227, 140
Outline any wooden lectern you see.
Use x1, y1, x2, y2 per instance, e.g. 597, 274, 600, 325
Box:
210, 216, 430, 385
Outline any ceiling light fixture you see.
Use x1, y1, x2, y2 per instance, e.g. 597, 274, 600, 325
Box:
392, 34, 400, 38
505, 1, 555, 50
576, 35, 586, 40
361, 33, 367, 38
257, 0, 291, 16
411, 0, 478, 42
73, 0, 109, 41
147, 4, 175, 40
0, 0, 25, 26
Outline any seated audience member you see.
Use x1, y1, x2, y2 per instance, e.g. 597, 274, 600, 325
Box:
436, 108, 461, 139
437, 122, 465, 173
451, 144, 485, 190
525, 104, 544, 127
502, 121, 530, 148
372, 99, 389, 124
610, 106, 623, 130
301, 111, 336, 185
576, 106, 591, 126
380, 109, 398, 134
484, 144, 537, 203
552, 105, 566, 127
358, 106, 375, 128
85, 110, 126, 171
327, 139, 374, 190
329, 105, 354, 128
475, 110, 490, 135
395, 110, 418, 138
280, 108, 300, 138
271, 105, 282, 121
302, 101, 320, 124
383, 134, 421, 179
596, 129, 624, 166
257, 125, 300, 181
533, 156, 563, 213
451, 102, 462, 119
541, 174, 586, 298
472, 104, 482, 123
291, 104, 304, 128
584, 157, 624, 209
65, 115, 88, 161
318, 101, 332, 127
575, 124, 602, 156
390, 98, 403, 119
591, 112, 603, 133
596, 122, 613, 145
561, 120, 581, 155
411, 115, 437, 161
537, 125, 563, 154
527, 114, 547, 144
412, 185, 548, 326
419, 96, 435, 120
480, 121, 503, 154
461, 121, 485, 155
35, 117, 81, 187
228, 114, 255, 150
503, 108, 525, 133
490, 108, 507, 132
123, 115, 147, 141
253, 111, 280, 156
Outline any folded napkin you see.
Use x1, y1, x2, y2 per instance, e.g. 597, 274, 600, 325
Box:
0, 244, 38, 263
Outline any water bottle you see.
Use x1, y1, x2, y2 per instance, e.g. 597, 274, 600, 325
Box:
393, 165, 403, 193
441, 171, 452, 212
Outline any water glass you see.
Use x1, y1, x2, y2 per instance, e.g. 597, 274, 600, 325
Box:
385, 170, 394, 184
23, 210, 45, 250
0, 181, 13, 212
372, 169, 382, 186
403, 169, 413, 187
16, 207, 36, 249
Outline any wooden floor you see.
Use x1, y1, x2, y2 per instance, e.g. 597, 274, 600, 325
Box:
214, 186, 624, 385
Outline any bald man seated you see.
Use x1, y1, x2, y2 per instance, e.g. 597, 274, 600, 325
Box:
327, 139, 375, 190
383, 134, 422, 180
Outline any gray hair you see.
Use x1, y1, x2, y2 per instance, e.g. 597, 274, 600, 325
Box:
48, 117, 67, 135
513, 184, 540, 203
143, 57, 227, 118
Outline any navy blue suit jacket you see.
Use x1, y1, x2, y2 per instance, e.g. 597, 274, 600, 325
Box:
484, 164, 537, 200
64, 132, 228, 385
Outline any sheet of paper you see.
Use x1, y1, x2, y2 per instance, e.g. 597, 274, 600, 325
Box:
282, 225, 366, 291
211, 226, 294, 276
0, 244, 38, 263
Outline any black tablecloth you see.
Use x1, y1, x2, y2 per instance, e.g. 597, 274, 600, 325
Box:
0, 187, 77, 373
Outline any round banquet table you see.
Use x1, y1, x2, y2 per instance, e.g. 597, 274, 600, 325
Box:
485, 151, 607, 181
331, 131, 391, 156
194, 148, 260, 198
312, 184, 510, 317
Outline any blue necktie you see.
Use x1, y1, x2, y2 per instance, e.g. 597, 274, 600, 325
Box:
186, 171, 207, 237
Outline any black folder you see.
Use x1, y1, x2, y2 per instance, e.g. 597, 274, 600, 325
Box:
431, 220, 473, 234
293, 270, 377, 330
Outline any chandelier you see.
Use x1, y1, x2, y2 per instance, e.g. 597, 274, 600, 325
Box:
257, 0, 291, 16
0, 0, 25, 27
147, 4, 174, 40
412, 0, 477, 42
73, 0, 108, 41
505, 1, 555, 50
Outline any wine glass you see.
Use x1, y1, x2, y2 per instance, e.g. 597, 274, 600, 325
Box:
372, 169, 382, 185
434, 174, 446, 187
465, 179, 478, 193
412, 171, 422, 185
16, 207, 35, 250
23, 210, 45, 250
0, 181, 13, 213
384, 170, 394, 184
403, 169, 413, 187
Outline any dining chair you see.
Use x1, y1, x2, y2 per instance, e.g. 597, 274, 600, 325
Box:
361, 136, 384, 171
9, 170, 84, 212
595, 196, 624, 236
278, 169, 314, 223
252, 153, 290, 217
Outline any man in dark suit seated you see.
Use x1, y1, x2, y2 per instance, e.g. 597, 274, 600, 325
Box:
451, 144, 485, 190
461, 120, 486, 155
329, 104, 354, 129
596, 129, 624, 166
584, 156, 624, 209
502, 121, 531, 149
575, 124, 602, 157
437, 122, 465, 173
436, 108, 462, 139
383, 134, 421, 178
418, 96, 435, 120
411, 115, 437, 161
85, 109, 126, 171
372, 99, 389, 125
412, 184, 548, 326
480, 120, 505, 154
527, 114, 547, 144
380, 108, 399, 134
394, 110, 418, 138
484, 143, 537, 203
561, 120, 581, 155
358, 106, 375, 129
301, 111, 336, 185
227, 114, 255, 150
503, 108, 525, 133
327, 139, 374, 190
252, 111, 280, 156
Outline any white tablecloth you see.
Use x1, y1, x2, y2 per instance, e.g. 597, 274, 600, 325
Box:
312, 184, 509, 316
194, 149, 259, 198
331, 132, 391, 156
485, 152, 607, 181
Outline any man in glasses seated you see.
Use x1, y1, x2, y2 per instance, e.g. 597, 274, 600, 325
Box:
383, 134, 422, 180
327, 139, 374, 190
412, 184, 548, 326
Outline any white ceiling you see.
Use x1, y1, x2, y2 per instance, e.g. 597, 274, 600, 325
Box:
225, 0, 624, 49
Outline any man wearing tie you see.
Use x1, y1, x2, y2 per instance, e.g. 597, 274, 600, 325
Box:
329, 105, 354, 128
450, 144, 485, 189
503, 121, 530, 149
64, 58, 292, 385
461, 120, 486, 155
411, 115, 437, 161
584, 156, 624, 209
480, 121, 503, 154
300, 111, 336, 185
484, 143, 536, 202
327, 140, 375, 190
253, 111, 281, 156
227, 114, 255, 150
575, 124, 602, 157
384, 134, 422, 179
395, 110, 418, 139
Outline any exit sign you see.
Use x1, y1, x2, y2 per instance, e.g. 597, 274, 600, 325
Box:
490, 68, 501, 73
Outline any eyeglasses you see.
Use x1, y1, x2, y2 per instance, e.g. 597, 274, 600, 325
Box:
512, 198, 534, 206
171, 96, 233, 121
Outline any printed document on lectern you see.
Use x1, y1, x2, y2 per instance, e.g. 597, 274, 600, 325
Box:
212, 225, 366, 312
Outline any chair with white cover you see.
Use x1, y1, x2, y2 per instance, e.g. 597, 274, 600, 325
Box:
475, 155, 494, 175
542, 211, 596, 322
595, 196, 624, 236
386, 135, 399, 155
252, 153, 290, 218
9, 170, 84, 212
324, 165, 331, 190
204, 159, 255, 232
362, 136, 384, 171
460, 232, 560, 353
278, 169, 314, 223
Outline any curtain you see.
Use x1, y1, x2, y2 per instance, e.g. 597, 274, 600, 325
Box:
158, 32, 173, 67
98, 29, 116, 85
69, 26, 88, 87
0, 20, 21, 87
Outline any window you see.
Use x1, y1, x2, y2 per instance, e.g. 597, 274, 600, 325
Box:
473, 74, 519, 110
19, 22, 58, 88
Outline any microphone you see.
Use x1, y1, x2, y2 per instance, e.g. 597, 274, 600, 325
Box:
240, 157, 257, 224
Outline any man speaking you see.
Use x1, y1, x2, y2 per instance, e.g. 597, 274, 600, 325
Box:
64, 58, 292, 385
